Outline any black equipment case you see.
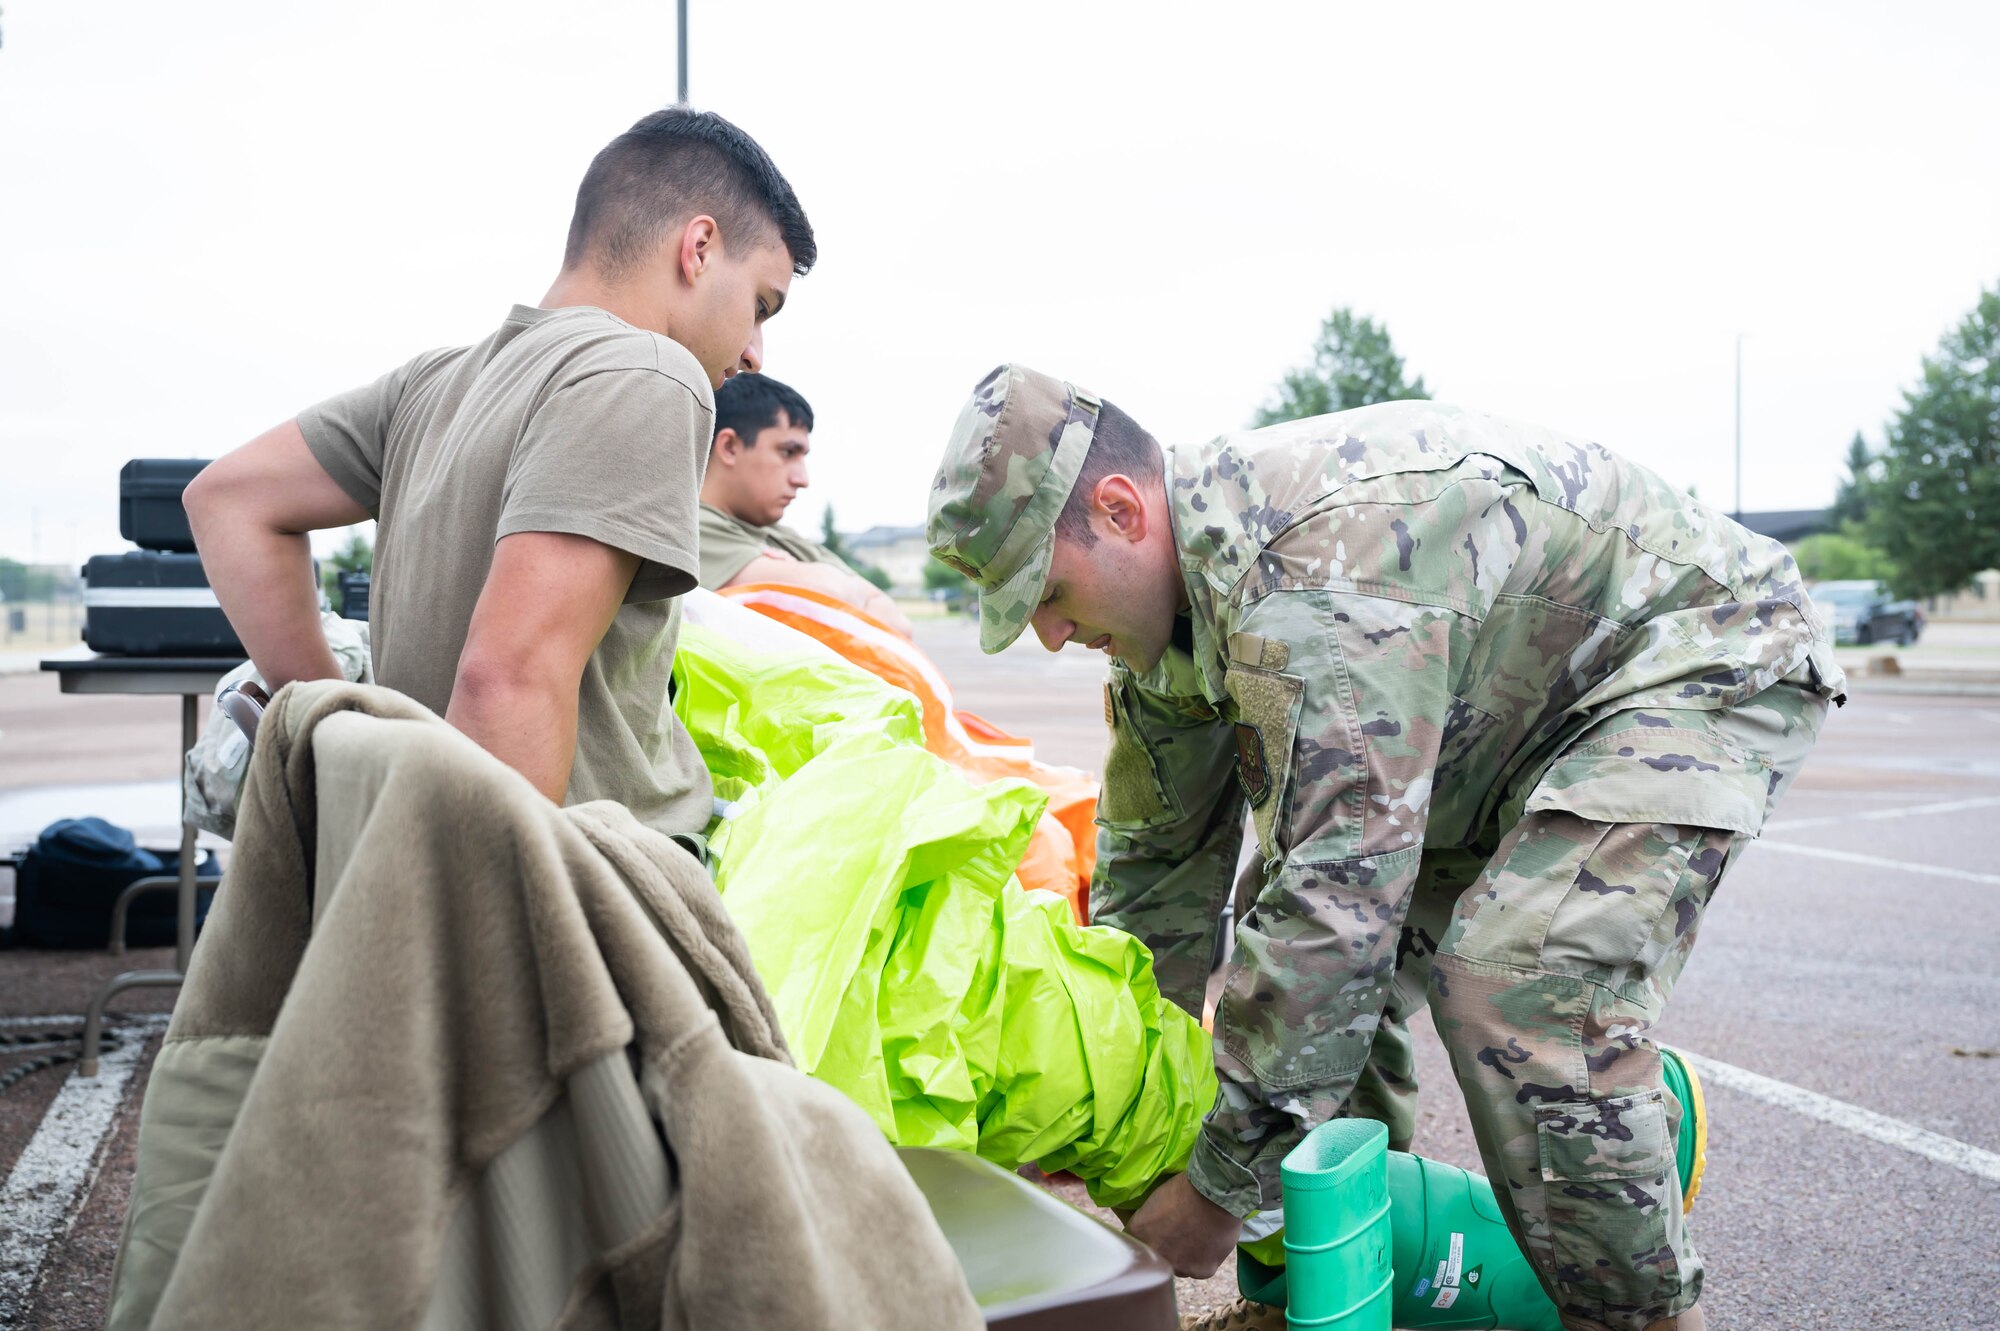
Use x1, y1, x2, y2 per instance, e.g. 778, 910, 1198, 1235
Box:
82, 551, 243, 656
118, 459, 210, 553
337, 571, 371, 621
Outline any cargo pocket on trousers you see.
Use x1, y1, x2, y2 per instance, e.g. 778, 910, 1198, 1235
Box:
1524, 723, 1758, 979
1535, 1090, 1682, 1303
1543, 823, 1712, 979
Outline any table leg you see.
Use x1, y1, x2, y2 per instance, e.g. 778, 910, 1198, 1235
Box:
79, 972, 183, 1077
177, 692, 198, 975
79, 689, 202, 1077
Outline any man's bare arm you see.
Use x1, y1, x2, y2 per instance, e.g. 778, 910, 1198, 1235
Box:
445, 531, 638, 802
185, 420, 370, 690
727, 553, 915, 638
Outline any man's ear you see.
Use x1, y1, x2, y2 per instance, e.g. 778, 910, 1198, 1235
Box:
678, 215, 720, 284
1093, 474, 1150, 544
711, 428, 745, 467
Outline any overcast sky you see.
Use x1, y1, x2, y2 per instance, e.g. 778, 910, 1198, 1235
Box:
2, 0, 1995, 567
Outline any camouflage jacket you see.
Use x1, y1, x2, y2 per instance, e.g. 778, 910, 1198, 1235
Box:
1089, 400, 1843, 1214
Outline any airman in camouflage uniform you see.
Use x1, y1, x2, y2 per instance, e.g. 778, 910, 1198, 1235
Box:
927, 365, 1843, 1331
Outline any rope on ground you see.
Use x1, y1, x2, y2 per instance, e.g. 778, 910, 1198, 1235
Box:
0, 1028, 89, 1047
0, 1029, 126, 1093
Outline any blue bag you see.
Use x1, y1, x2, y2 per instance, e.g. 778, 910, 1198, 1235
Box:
8, 817, 218, 949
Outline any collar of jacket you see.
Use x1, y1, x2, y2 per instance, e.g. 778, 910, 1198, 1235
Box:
1150, 441, 1234, 707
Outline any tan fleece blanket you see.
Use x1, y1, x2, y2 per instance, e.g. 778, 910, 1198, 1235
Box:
109, 680, 979, 1331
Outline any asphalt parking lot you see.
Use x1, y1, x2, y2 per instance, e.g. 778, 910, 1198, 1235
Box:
2, 618, 1997, 1328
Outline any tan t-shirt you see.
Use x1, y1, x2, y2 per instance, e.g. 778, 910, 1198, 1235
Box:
696, 503, 857, 591
297, 304, 715, 843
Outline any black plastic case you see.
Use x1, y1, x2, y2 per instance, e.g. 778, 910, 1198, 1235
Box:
337, 571, 371, 622
82, 551, 243, 656
118, 459, 210, 553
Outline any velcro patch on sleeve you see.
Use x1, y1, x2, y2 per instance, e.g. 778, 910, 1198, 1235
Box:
1228, 631, 1290, 670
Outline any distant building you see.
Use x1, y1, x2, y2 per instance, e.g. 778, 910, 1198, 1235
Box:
1923, 569, 2000, 622
1735, 509, 1832, 544
843, 525, 931, 596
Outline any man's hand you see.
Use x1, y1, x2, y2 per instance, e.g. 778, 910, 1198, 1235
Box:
185, 420, 370, 691
1123, 1172, 1241, 1278
446, 531, 637, 802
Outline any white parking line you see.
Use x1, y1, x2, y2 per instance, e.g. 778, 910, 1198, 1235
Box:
1681, 1051, 2000, 1185
1765, 794, 2000, 834
1749, 840, 2000, 885
0, 1015, 167, 1323
1979, 711, 2000, 727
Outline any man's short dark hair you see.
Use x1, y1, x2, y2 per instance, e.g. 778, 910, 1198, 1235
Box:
714, 373, 814, 448
1054, 400, 1164, 549
564, 106, 816, 279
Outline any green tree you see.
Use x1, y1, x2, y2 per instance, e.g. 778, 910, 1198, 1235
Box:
0, 558, 58, 603
819, 506, 851, 560
923, 555, 972, 608
1827, 432, 1875, 528
319, 529, 373, 599
1791, 526, 1897, 583
1252, 307, 1430, 427
857, 562, 892, 591
1865, 284, 2000, 598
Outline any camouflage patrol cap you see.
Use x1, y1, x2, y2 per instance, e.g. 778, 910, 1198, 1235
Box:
927, 364, 1103, 653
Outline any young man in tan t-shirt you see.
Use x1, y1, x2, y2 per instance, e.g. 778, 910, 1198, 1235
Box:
186, 107, 815, 849
697, 372, 913, 636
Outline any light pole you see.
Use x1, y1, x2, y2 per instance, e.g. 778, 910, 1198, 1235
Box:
1728, 333, 1744, 519
677, 0, 688, 103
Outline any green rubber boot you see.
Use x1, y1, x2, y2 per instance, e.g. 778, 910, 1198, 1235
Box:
1274, 1118, 1394, 1329
1238, 1149, 1559, 1331
1241, 1047, 1709, 1331
1379, 1150, 1563, 1330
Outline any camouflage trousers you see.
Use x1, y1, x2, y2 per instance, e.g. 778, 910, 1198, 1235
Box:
1326, 682, 1830, 1330
1176, 681, 1828, 1330
1408, 817, 1732, 1330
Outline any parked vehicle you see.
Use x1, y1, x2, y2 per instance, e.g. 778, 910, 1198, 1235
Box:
1810, 579, 1924, 646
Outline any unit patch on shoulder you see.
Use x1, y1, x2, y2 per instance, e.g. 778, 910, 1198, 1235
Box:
1235, 722, 1270, 806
